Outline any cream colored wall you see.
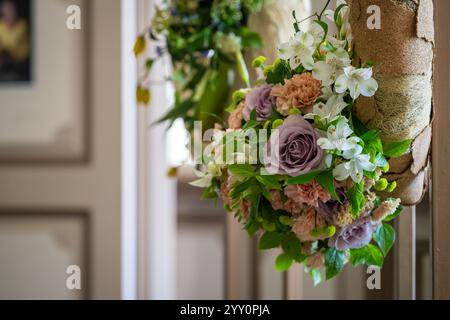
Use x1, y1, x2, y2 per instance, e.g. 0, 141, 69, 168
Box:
0, 0, 122, 299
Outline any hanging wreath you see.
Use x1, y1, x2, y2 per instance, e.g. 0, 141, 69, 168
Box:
134, 0, 267, 131
191, 0, 411, 284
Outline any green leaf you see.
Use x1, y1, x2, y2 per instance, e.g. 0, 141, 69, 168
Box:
383, 139, 412, 158
374, 153, 388, 168
238, 27, 263, 49
349, 244, 384, 267
383, 204, 403, 222
352, 115, 369, 136
334, 3, 348, 24
285, 170, 323, 185
236, 49, 250, 88
230, 178, 253, 200
325, 248, 345, 280
310, 268, 323, 286
316, 170, 340, 202
346, 181, 366, 218
275, 253, 293, 272
361, 129, 379, 144
266, 59, 292, 85
373, 223, 396, 256
228, 164, 255, 178
256, 174, 281, 190
281, 233, 305, 262
259, 231, 282, 250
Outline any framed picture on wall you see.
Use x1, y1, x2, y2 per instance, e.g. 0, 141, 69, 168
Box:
0, 0, 32, 83
0, 0, 88, 163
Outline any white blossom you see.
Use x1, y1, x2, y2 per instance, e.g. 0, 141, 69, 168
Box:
312, 48, 351, 86
304, 94, 348, 125
335, 66, 378, 99
333, 145, 376, 183
317, 118, 360, 151
278, 31, 315, 70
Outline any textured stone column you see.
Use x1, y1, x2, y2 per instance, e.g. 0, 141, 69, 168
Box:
348, 0, 434, 205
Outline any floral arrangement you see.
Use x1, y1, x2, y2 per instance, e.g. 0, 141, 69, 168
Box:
134, 0, 266, 131
191, 0, 411, 284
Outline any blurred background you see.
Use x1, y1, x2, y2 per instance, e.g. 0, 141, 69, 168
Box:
0, 0, 444, 300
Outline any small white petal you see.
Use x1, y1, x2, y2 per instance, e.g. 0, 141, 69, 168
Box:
300, 32, 315, 47
325, 154, 333, 168
312, 61, 333, 86
343, 144, 363, 159
333, 163, 350, 181
278, 42, 293, 60
335, 118, 353, 138
289, 56, 302, 70
350, 162, 364, 183
359, 77, 378, 97
334, 74, 348, 94
317, 138, 336, 150
302, 54, 315, 70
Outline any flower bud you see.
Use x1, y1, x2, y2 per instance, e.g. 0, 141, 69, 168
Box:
374, 178, 388, 191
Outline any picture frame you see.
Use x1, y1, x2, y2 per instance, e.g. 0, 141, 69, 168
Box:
0, 0, 89, 163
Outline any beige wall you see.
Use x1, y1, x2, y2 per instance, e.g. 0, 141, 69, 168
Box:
0, 0, 122, 299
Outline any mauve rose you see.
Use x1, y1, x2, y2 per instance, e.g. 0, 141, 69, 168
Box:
328, 217, 374, 250
264, 115, 324, 176
317, 188, 347, 223
243, 84, 276, 121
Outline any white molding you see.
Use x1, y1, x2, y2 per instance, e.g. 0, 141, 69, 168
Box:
121, 0, 138, 300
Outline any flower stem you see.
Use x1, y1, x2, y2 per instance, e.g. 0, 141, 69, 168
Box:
319, 0, 332, 20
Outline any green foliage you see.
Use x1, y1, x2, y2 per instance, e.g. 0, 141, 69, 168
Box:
349, 244, 384, 267
228, 164, 255, 177
259, 231, 281, 250
373, 223, 395, 256
281, 233, 306, 263
285, 170, 323, 185
383, 139, 413, 158
383, 204, 403, 222
275, 253, 293, 272
265, 59, 293, 84
325, 248, 345, 280
346, 181, 366, 218
137, 0, 267, 129
316, 170, 340, 201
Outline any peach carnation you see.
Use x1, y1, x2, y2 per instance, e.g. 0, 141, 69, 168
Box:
271, 73, 322, 116
284, 180, 331, 208
292, 207, 327, 242
306, 253, 325, 269
220, 180, 232, 207
240, 200, 251, 220
269, 190, 303, 215
228, 102, 245, 129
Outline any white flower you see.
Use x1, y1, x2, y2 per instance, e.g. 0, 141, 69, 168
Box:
190, 162, 222, 188
320, 85, 334, 100
335, 66, 378, 99
317, 118, 360, 152
309, 22, 325, 46
333, 146, 376, 183
312, 48, 351, 86
304, 94, 348, 124
278, 31, 315, 70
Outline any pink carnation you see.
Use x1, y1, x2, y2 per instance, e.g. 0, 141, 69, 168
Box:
284, 180, 331, 207
269, 190, 303, 215
292, 207, 327, 242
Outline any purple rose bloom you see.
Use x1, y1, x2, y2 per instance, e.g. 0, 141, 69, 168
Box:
243, 84, 276, 121
317, 188, 347, 223
264, 115, 324, 176
328, 217, 375, 250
